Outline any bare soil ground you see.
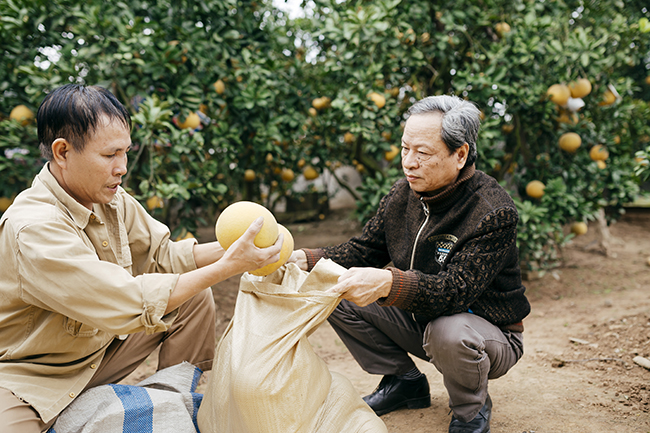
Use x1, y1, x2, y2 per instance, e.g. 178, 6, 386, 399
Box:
124, 207, 650, 432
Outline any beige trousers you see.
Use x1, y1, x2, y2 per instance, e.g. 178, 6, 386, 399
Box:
0, 288, 216, 433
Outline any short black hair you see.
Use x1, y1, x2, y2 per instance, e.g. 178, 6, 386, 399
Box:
37, 84, 131, 160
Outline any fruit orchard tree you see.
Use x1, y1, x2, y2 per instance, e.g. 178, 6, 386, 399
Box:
1, 0, 649, 270
0, 0, 310, 238
290, 0, 650, 273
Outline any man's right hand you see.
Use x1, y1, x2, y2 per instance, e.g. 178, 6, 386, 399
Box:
221, 217, 284, 275
167, 217, 283, 314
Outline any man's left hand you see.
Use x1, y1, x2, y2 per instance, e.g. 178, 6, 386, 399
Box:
327, 267, 392, 307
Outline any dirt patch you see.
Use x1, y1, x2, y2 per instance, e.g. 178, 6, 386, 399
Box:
123, 208, 650, 432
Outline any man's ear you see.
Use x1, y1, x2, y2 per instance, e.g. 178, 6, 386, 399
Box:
51, 138, 72, 169
456, 143, 469, 169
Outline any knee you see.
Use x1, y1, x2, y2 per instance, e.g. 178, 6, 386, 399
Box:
180, 288, 216, 323
327, 299, 359, 326
196, 288, 216, 314
422, 314, 484, 362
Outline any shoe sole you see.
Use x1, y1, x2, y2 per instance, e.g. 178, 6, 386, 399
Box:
373, 395, 431, 416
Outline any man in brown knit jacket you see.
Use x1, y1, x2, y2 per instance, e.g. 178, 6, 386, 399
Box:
290, 95, 531, 433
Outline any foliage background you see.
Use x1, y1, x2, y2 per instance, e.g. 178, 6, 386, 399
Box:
1, 0, 649, 270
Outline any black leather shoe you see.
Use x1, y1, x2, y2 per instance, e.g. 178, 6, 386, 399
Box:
362, 374, 431, 416
448, 394, 492, 433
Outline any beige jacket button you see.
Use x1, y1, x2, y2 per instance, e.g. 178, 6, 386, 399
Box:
69, 392, 75, 398
90, 364, 97, 369
102, 241, 108, 247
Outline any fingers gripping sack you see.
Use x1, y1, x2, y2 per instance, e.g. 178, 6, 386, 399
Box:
197, 259, 387, 433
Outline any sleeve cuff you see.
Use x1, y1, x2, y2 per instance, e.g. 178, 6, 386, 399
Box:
302, 248, 326, 271
140, 273, 181, 334
378, 267, 419, 308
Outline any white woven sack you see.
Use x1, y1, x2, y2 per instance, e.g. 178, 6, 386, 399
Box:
197, 259, 387, 433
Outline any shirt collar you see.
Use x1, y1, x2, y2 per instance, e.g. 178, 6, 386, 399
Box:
38, 163, 95, 229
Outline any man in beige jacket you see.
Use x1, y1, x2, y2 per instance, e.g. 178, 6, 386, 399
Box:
0, 84, 283, 432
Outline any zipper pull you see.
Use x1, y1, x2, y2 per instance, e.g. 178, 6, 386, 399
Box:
421, 200, 429, 216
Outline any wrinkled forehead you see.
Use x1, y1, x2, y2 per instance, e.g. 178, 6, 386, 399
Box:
403, 112, 444, 144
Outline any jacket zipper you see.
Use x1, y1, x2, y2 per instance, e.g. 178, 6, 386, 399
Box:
410, 199, 430, 323
409, 199, 430, 269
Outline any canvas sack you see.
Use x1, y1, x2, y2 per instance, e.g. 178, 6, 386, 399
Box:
197, 259, 387, 433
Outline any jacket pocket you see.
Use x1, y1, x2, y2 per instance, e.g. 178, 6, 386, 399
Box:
64, 317, 99, 337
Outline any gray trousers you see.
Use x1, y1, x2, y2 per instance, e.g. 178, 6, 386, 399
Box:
327, 300, 524, 422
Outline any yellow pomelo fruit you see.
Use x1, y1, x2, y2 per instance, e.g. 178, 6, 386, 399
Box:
178, 112, 200, 129
599, 89, 617, 106
344, 132, 355, 144
589, 144, 609, 161
570, 221, 588, 236
312, 97, 331, 110
244, 169, 256, 182
280, 168, 295, 182
556, 110, 579, 125
10, 105, 34, 126
249, 224, 294, 276
368, 92, 386, 109
646, 76, 650, 86
568, 78, 592, 98
214, 79, 226, 95
558, 132, 581, 153
495, 22, 511, 38
546, 84, 571, 106
501, 124, 514, 134
146, 195, 164, 210
303, 166, 319, 180
596, 160, 606, 169
384, 144, 400, 161
525, 180, 545, 199
215, 201, 279, 250
308, 107, 318, 116
0, 196, 14, 212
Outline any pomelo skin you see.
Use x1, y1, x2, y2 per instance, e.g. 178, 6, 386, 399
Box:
249, 224, 294, 276
215, 201, 279, 250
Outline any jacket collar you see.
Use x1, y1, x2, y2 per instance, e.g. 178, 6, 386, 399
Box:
413, 163, 476, 209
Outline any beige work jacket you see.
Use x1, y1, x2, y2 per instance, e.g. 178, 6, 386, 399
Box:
0, 164, 198, 422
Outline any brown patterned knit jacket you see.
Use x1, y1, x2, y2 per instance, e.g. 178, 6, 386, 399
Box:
303, 164, 531, 330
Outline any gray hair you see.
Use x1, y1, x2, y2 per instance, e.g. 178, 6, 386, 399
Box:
406, 95, 480, 167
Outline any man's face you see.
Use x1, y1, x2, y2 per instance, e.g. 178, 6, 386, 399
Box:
57, 118, 131, 209
401, 112, 468, 193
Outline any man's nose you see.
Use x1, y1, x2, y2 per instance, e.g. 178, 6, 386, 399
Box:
114, 154, 128, 176
401, 150, 418, 168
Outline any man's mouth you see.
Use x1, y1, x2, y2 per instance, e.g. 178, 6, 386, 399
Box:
404, 172, 418, 181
